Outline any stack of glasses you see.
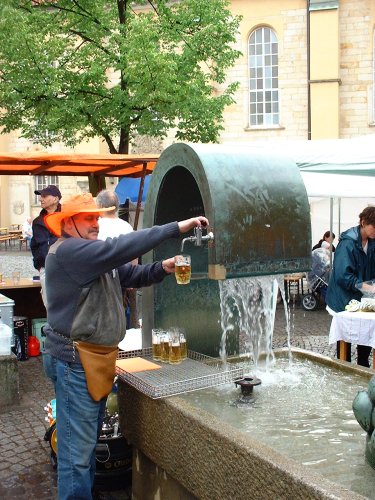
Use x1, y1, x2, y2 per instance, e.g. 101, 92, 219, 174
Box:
152, 328, 187, 364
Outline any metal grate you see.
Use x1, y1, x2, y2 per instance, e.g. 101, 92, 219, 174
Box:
116, 348, 244, 399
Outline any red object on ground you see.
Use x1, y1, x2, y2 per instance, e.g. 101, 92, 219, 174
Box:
28, 336, 40, 357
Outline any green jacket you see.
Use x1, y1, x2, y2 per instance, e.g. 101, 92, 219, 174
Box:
326, 225, 375, 312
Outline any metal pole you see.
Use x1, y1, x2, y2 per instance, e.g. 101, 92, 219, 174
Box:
133, 162, 147, 230
329, 197, 334, 276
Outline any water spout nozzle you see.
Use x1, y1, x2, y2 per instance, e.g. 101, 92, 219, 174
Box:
234, 375, 262, 397
180, 227, 214, 252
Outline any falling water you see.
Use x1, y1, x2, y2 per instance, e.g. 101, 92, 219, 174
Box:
218, 275, 287, 368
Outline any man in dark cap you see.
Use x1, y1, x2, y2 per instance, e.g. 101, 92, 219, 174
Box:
30, 185, 62, 306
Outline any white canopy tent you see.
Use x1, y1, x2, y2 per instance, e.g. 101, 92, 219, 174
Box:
300, 171, 375, 199
283, 134, 375, 177
224, 135, 375, 246
277, 135, 375, 245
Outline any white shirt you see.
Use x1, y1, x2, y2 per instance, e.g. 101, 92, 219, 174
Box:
22, 220, 33, 238
98, 216, 133, 241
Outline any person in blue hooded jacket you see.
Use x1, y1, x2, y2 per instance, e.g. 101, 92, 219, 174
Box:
326, 206, 375, 366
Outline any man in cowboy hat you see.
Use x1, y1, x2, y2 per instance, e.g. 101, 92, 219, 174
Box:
42, 192, 209, 500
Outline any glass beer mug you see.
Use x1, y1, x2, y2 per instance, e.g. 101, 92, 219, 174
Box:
160, 332, 170, 363
152, 329, 162, 361
169, 330, 182, 364
174, 255, 191, 285
180, 331, 187, 360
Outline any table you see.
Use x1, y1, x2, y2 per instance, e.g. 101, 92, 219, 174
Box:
8, 229, 22, 246
284, 273, 305, 301
329, 310, 375, 368
0, 278, 45, 320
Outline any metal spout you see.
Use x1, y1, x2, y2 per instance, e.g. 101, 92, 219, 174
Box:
181, 227, 214, 252
234, 376, 262, 397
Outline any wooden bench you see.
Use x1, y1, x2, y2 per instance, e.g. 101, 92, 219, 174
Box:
0, 234, 12, 248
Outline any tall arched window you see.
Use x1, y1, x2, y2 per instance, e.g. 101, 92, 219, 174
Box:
248, 27, 279, 127
373, 29, 375, 123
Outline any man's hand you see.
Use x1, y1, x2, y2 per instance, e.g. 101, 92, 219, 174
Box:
162, 257, 176, 274
178, 216, 209, 234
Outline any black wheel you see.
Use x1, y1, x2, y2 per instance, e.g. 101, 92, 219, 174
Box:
302, 293, 318, 311
45, 420, 58, 469
49, 421, 57, 457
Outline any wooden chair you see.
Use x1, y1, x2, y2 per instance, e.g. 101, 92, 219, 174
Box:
19, 237, 28, 250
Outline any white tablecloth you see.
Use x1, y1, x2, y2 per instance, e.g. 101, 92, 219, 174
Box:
329, 310, 375, 348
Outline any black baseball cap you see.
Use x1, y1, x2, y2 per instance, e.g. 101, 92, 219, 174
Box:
34, 185, 62, 199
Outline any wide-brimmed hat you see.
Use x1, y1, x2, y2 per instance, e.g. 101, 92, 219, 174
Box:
45, 193, 114, 237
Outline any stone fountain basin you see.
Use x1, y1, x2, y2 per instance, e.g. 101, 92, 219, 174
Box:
118, 348, 372, 500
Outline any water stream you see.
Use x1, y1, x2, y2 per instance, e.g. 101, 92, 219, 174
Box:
218, 275, 290, 365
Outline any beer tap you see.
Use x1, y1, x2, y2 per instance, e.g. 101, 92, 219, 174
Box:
180, 226, 214, 252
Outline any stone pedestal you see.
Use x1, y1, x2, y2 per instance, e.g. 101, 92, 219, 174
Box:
0, 353, 19, 407
117, 350, 366, 500
132, 448, 196, 500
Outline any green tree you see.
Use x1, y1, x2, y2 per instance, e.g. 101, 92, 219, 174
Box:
0, 0, 241, 154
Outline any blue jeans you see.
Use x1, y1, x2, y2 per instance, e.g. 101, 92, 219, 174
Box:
43, 354, 106, 500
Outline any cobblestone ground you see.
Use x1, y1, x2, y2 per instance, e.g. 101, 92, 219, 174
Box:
0, 250, 367, 497
0, 248, 35, 279
0, 356, 57, 499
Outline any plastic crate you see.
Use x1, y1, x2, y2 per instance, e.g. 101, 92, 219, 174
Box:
32, 317, 47, 352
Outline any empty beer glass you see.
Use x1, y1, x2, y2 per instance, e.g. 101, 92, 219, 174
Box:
151, 329, 162, 361
169, 329, 182, 364
174, 255, 191, 285
180, 331, 187, 360
12, 271, 20, 285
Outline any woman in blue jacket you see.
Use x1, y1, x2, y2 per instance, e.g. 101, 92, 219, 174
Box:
326, 207, 375, 366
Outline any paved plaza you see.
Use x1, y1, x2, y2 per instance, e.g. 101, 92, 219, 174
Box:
0, 249, 364, 498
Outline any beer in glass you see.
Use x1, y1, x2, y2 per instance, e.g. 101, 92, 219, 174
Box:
169, 331, 181, 364
160, 333, 170, 363
175, 255, 191, 285
152, 329, 162, 361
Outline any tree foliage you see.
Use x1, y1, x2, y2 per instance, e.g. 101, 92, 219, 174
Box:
0, 0, 241, 153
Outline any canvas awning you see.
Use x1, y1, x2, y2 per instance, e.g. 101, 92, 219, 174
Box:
0, 151, 159, 230
0, 151, 159, 178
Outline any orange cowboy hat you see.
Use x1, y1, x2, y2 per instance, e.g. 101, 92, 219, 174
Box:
45, 193, 115, 237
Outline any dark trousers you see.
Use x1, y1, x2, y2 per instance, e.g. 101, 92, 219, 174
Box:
336, 342, 371, 367
357, 345, 372, 368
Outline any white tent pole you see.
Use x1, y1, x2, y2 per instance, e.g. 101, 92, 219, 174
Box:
329, 197, 334, 277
